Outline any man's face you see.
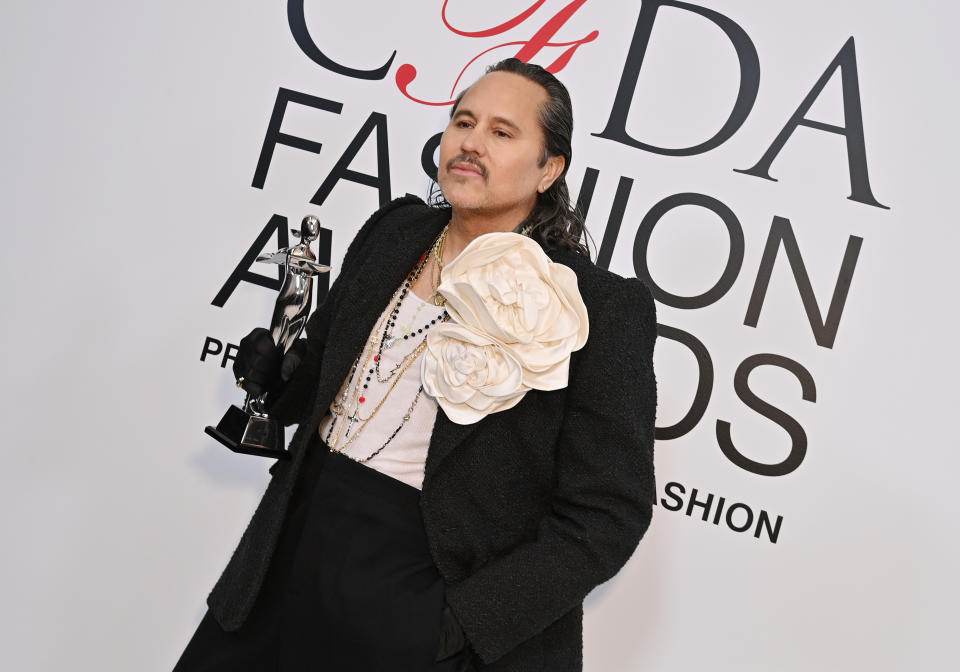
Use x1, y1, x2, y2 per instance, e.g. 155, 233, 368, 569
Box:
437, 71, 563, 223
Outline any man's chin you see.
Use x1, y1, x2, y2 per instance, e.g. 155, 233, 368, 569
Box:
439, 187, 486, 212
446, 197, 492, 214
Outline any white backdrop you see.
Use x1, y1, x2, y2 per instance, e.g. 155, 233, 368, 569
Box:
2, 1, 957, 670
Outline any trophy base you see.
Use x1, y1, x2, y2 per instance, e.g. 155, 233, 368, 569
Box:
205, 404, 290, 460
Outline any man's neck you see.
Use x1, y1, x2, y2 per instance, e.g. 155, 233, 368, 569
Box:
444, 207, 528, 263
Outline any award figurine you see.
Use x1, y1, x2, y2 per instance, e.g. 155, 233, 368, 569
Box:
205, 215, 330, 459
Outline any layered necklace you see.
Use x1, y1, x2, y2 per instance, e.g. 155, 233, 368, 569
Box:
323, 225, 451, 462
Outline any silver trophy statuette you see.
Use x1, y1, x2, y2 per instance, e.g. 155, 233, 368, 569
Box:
205, 215, 331, 459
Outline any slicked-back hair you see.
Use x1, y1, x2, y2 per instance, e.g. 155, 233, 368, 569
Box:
430, 58, 592, 258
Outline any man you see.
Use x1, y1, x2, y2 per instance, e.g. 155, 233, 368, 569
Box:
175, 58, 657, 672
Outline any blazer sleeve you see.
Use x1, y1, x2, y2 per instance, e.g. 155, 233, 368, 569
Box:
268, 195, 427, 425
444, 276, 658, 664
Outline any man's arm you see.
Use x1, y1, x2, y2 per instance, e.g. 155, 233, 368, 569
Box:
444, 277, 658, 664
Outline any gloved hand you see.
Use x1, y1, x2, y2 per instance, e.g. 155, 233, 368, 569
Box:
233, 328, 307, 398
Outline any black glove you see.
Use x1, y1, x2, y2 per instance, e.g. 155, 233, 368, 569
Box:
233, 328, 306, 398
435, 603, 467, 662
279, 338, 307, 385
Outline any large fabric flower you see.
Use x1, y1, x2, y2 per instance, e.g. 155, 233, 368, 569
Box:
421, 323, 527, 425
421, 231, 589, 424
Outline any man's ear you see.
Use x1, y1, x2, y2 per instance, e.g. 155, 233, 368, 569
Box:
538, 155, 565, 193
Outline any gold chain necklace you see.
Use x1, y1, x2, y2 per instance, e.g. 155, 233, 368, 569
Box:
331, 337, 429, 456
429, 225, 449, 306
325, 227, 449, 454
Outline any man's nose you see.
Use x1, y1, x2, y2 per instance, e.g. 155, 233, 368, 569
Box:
460, 126, 484, 155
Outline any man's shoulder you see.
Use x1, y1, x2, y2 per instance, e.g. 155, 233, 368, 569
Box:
361, 194, 440, 232
548, 248, 654, 315
368, 193, 431, 219
340, 195, 444, 269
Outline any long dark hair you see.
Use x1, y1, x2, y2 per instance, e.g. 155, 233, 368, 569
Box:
429, 58, 593, 258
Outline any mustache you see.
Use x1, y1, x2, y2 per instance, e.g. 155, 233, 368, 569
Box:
446, 155, 487, 179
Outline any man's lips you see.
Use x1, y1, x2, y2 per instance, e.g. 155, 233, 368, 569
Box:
448, 160, 485, 178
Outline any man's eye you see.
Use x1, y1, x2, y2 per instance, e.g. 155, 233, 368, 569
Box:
494, 130, 511, 138
456, 120, 472, 128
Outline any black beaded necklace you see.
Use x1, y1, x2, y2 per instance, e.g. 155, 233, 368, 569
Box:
372, 232, 449, 382
323, 227, 451, 458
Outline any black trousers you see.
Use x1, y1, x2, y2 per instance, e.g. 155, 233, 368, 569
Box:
174, 436, 468, 672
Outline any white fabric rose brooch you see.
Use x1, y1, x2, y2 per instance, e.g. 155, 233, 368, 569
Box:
420, 231, 589, 424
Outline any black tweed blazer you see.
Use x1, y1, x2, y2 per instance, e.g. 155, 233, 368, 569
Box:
207, 196, 658, 671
